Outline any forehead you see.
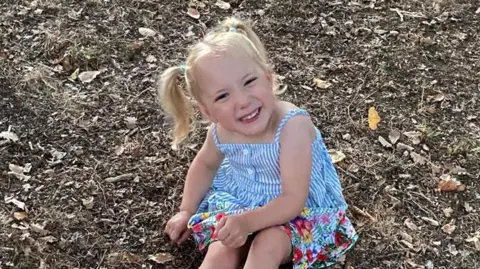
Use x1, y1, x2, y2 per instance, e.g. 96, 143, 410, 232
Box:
193, 51, 259, 92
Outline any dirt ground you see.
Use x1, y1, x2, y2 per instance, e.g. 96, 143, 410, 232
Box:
1, 0, 479, 268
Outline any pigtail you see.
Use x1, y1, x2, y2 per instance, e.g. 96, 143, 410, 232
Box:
157, 66, 194, 148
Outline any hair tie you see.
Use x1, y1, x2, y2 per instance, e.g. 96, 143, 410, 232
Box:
229, 26, 237, 32
179, 64, 186, 74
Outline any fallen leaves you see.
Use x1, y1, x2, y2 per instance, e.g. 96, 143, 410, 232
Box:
368, 107, 381, 130
410, 152, 427, 165
466, 234, 480, 250
438, 174, 465, 192
8, 163, 32, 180
5, 196, 27, 211
388, 129, 400, 144
328, 150, 346, 164
187, 8, 200, 19
13, 211, 28, 221
404, 218, 418, 231
378, 136, 393, 148
138, 27, 156, 37
78, 70, 101, 83
421, 216, 439, 226
215, 0, 231, 10
148, 253, 174, 264
0, 127, 19, 143
404, 131, 422, 145
441, 220, 456, 235
82, 197, 94, 210
313, 78, 332, 89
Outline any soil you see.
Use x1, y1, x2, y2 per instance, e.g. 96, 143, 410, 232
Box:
1, 0, 479, 268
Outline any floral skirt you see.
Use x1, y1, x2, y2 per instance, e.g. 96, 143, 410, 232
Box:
187, 193, 358, 269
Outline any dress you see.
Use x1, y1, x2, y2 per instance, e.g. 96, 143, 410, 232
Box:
187, 108, 358, 268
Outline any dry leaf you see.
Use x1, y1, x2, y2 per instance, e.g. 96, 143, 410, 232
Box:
146, 55, 157, 63
421, 216, 439, 226
138, 27, 156, 37
464, 202, 473, 213
115, 145, 125, 156
13, 211, 28, 221
82, 197, 94, 210
39, 235, 57, 243
187, 8, 200, 19
442, 221, 456, 235
400, 240, 421, 252
0, 130, 19, 142
465, 237, 480, 250
313, 78, 332, 89
438, 174, 465, 192
404, 131, 422, 144
476, 7, 480, 14
404, 218, 418, 231
215, 0, 231, 9
443, 207, 453, 217
328, 150, 346, 164
429, 93, 445, 103
148, 253, 174, 264
125, 116, 137, 129
410, 152, 427, 165
30, 223, 49, 236
368, 107, 381, 130
400, 231, 413, 243
397, 142, 414, 152
388, 129, 400, 144
5, 196, 26, 210
378, 136, 393, 148
69, 68, 79, 80
78, 70, 101, 83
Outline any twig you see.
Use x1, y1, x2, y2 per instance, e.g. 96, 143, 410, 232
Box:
96, 249, 107, 269
349, 205, 377, 222
105, 173, 135, 183
391, 8, 404, 21
337, 166, 361, 181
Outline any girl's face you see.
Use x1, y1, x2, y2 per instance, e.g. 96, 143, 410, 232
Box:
193, 50, 277, 139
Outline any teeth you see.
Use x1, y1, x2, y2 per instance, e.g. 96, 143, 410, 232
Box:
242, 109, 259, 120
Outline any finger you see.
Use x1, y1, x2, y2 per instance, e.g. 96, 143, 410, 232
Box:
216, 227, 230, 241
169, 229, 180, 242
177, 229, 192, 244
215, 216, 227, 230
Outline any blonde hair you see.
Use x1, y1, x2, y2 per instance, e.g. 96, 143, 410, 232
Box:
157, 17, 280, 148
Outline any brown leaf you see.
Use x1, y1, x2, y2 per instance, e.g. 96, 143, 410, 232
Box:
148, 253, 174, 264
187, 8, 200, 19
378, 136, 393, 148
328, 150, 346, 164
78, 70, 101, 83
404, 218, 418, 231
438, 174, 465, 192
388, 129, 400, 144
13, 211, 28, 221
138, 27, 156, 37
410, 152, 427, 165
442, 221, 456, 235
215, 0, 231, 9
313, 78, 332, 89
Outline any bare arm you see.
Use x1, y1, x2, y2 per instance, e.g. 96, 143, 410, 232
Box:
238, 115, 315, 233
179, 125, 224, 214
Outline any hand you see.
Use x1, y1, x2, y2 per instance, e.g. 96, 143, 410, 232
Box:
214, 214, 250, 248
164, 211, 193, 245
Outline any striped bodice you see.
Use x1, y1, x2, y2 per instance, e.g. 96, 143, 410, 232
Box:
211, 108, 347, 209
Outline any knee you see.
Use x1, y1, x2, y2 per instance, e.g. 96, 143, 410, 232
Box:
200, 242, 243, 269
249, 227, 291, 262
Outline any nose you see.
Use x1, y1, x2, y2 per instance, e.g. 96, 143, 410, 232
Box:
235, 91, 250, 109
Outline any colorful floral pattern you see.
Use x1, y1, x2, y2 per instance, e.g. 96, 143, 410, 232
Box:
187, 202, 358, 269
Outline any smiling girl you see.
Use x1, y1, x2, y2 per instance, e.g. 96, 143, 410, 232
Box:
160, 17, 358, 269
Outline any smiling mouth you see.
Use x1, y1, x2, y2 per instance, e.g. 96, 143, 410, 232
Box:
239, 108, 261, 123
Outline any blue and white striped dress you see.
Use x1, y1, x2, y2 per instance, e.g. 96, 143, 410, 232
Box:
187, 108, 358, 268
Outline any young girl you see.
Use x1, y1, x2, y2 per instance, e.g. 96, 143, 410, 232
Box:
160, 17, 358, 269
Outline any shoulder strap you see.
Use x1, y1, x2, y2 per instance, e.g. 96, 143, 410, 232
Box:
211, 124, 221, 146
274, 108, 310, 142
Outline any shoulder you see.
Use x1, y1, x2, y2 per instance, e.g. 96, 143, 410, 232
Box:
277, 105, 316, 146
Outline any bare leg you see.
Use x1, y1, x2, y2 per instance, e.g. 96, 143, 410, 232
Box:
243, 227, 292, 269
199, 240, 251, 269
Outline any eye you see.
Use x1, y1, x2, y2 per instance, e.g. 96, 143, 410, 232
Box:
244, 77, 257, 87
214, 92, 229, 102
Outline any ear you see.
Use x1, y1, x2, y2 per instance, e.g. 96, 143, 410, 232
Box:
196, 103, 218, 123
